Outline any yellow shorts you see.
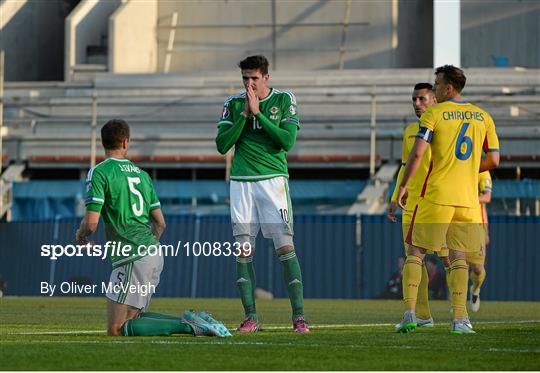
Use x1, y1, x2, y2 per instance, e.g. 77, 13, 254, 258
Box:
402, 206, 448, 257
405, 198, 484, 253
466, 245, 486, 265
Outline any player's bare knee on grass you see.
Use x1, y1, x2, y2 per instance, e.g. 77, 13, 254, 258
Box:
107, 299, 139, 336
108, 324, 124, 336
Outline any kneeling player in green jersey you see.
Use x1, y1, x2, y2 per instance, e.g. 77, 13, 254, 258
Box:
215, 55, 308, 333
76, 119, 230, 337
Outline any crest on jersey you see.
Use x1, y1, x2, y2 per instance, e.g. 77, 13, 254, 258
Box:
270, 106, 280, 120
289, 105, 297, 115
221, 106, 230, 119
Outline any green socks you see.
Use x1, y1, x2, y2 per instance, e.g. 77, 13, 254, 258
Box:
140, 312, 179, 320
279, 251, 304, 318
236, 250, 304, 319
236, 256, 257, 317
121, 312, 193, 336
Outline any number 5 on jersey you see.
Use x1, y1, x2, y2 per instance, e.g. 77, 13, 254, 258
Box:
127, 177, 144, 216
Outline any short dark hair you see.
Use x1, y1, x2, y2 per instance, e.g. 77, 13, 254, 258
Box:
238, 55, 269, 75
101, 119, 130, 150
435, 65, 466, 93
413, 82, 433, 91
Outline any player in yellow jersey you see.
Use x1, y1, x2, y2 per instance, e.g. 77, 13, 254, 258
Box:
396, 65, 500, 334
388, 82, 443, 327
467, 171, 492, 312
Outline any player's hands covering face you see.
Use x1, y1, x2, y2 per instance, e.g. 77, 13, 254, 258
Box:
246, 85, 260, 115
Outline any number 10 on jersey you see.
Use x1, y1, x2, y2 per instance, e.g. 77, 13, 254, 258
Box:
252, 117, 261, 130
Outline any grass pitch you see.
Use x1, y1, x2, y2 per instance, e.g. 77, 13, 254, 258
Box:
1, 297, 539, 370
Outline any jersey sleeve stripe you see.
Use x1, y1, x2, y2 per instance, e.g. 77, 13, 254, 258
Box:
218, 120, 234, 125
224, 92, 246, 105
283, 90, 297, 105
485, 148, 499, 152
85, 197, 104, 204
416, 127, 433, 143
85, 159, 111, 181
281, 117, 299, 124
86, 167, 95, 182
150, 202, 161, 207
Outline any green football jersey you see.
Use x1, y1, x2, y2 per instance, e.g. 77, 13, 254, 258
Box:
85, 158, 161, 268
218, 88, 300, 181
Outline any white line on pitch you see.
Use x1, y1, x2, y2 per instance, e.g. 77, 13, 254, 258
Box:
8, 330, 107, 335
5, 319, 540, 336
1, 339, 539, 354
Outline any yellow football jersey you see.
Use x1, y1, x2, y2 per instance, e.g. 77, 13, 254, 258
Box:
391, 122, 432, 211
418, 99, 499, 207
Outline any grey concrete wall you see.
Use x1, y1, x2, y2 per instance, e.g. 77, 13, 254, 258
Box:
461, 0, 540, 68
156, 0, 433, 71
1, 0, 79, 81
109, 0, 158, 73
395, 0, 433, 68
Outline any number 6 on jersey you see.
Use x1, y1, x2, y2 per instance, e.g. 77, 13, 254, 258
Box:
455, 122, 473, 160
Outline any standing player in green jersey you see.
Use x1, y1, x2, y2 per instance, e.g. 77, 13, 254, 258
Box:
215, 55, 308, 333
76, 119, 230, 337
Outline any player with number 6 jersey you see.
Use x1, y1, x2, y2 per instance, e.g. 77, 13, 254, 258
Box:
416, 100, 498, 208
395, 65, 500, 335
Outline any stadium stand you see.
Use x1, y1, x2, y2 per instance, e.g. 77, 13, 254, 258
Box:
0, 0, 539, 309
2, 68, 539, 170
0, 0, 538, 221
1, 67, 538, 219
